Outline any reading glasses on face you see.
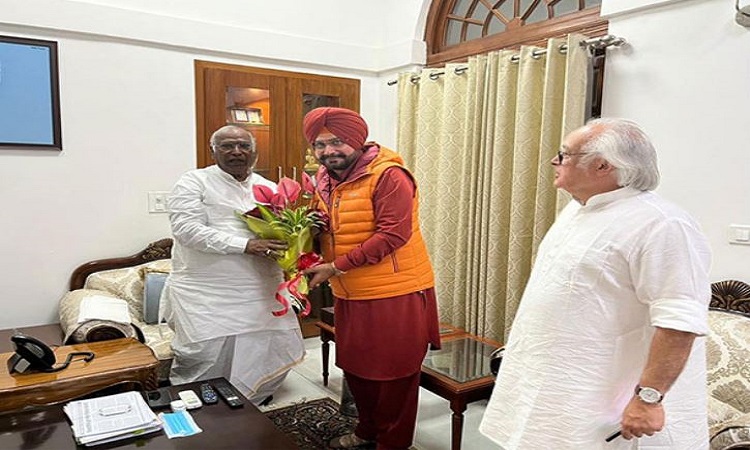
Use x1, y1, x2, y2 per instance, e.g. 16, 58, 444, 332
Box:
312, 138, 346, 151
214, 141, 254, 152
556, 150, 589, 165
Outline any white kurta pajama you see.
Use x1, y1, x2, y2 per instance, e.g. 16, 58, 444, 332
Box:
480, 187, 711, 450
161, 165, 304, 402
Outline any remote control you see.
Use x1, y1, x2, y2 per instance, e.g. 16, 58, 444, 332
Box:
177, 389, 203, 409
213, 380, 244, 408
199, 382, 218, 404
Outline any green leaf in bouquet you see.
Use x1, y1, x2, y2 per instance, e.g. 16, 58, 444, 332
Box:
276, 229, 310, 272
256, 204, 278, 223
298, 226, 313, 253
234, 211, 288, 241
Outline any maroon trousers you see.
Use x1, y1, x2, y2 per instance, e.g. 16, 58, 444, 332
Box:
345, 370, 422, 450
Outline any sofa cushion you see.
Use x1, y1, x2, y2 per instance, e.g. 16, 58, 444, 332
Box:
707, 309, 750, 414
143, 271, 168, 324
83, 259, 172, 322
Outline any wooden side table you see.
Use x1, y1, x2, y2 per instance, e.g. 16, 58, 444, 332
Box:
0, 338, 159, 413
420, 333, 502, 450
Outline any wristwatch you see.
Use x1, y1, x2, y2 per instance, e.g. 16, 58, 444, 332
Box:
635, 385, 664, 404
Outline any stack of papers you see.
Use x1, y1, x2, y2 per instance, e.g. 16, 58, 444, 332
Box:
64, 391, 162, 446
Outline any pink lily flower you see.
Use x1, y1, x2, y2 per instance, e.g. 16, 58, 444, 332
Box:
277, 177, 301, 204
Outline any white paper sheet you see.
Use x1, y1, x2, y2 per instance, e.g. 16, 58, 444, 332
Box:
77, 295, 131, 324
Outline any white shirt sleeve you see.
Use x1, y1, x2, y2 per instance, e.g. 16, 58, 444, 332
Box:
167, 171, 248, 255
631, 216, 712, 335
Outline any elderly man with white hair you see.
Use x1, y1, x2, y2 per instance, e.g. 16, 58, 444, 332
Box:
480, 118, 712, 450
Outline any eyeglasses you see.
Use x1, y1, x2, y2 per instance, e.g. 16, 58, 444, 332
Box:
213, 141, 254, 152
312, 138, 347, 151
556, 150, 589, 165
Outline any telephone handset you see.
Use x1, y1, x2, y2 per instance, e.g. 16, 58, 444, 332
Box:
6, 334, 95, 374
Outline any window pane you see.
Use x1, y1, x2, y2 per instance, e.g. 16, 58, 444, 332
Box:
471, 1, 489, 21
519, 0, 536, 18
451, 0, 472, 17
466, 23, 483, 41
553, 0, 580, 16
525, 1, 549, 24
498, 0, 514, 20
586, 0, 601, 7
487, 15, 507, 35
446, 19, 462, 46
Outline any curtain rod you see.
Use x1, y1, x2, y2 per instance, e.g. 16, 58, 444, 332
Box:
386, 34, 626, 86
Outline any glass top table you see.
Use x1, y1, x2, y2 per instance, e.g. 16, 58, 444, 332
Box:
422, 336, 498, 383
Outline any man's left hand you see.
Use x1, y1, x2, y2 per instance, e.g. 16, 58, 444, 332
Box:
619, 396, 664, 440
303, 263, 339, 289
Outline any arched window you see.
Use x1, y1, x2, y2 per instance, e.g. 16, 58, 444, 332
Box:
425, 0, 608, 66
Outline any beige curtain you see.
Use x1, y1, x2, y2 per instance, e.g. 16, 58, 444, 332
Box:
397, 34, 589, 342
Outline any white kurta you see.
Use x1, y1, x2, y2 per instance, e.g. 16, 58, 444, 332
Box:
480, 187, 711, 450
161, 165, 304, 393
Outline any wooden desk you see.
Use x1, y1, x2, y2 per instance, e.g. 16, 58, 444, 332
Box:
315, 311, 501, 450
0, 338, 159, 412
0, 378, 297, 449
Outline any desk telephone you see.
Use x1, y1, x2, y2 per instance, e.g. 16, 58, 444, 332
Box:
6, 334, 95, 374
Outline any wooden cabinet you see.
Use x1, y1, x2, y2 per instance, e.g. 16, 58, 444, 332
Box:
195, 61, 360, 182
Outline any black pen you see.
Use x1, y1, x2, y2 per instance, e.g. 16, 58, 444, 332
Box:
605, 429, 622, 442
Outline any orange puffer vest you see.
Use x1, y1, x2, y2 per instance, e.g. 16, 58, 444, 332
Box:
316, 147, 434, 300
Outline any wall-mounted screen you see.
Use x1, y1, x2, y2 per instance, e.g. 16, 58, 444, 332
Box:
0, 35, 62, 150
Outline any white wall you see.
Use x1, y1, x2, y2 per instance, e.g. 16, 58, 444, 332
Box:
601, 0, 750, 281
0, 0, 427, 328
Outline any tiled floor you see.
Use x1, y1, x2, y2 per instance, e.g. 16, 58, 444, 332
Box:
260, 337, 496, 450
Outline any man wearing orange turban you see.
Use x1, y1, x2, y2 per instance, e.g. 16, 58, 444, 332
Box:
303, 107, 440, 450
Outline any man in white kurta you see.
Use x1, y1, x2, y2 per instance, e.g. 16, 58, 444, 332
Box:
479, 119, 711, 450
161, 126, 304, 405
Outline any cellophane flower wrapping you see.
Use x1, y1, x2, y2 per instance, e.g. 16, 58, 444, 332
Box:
235, 173, 327, 317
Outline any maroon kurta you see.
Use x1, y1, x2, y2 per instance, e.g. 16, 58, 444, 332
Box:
335, 288, 440, 380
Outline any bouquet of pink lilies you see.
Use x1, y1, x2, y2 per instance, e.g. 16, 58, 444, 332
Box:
236, 173, 327, 317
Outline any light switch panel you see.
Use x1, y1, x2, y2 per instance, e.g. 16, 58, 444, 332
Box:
728, 224, 750, 245
148, 191, 170, 214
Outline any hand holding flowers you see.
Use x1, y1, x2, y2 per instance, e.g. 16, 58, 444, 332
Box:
236, 173, 327, 317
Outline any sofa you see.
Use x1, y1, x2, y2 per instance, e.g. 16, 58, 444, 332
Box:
57, 238, 174, 382
708, 279, 750, 450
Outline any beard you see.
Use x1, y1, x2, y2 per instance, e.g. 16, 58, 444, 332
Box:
320, 151, 360, 172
